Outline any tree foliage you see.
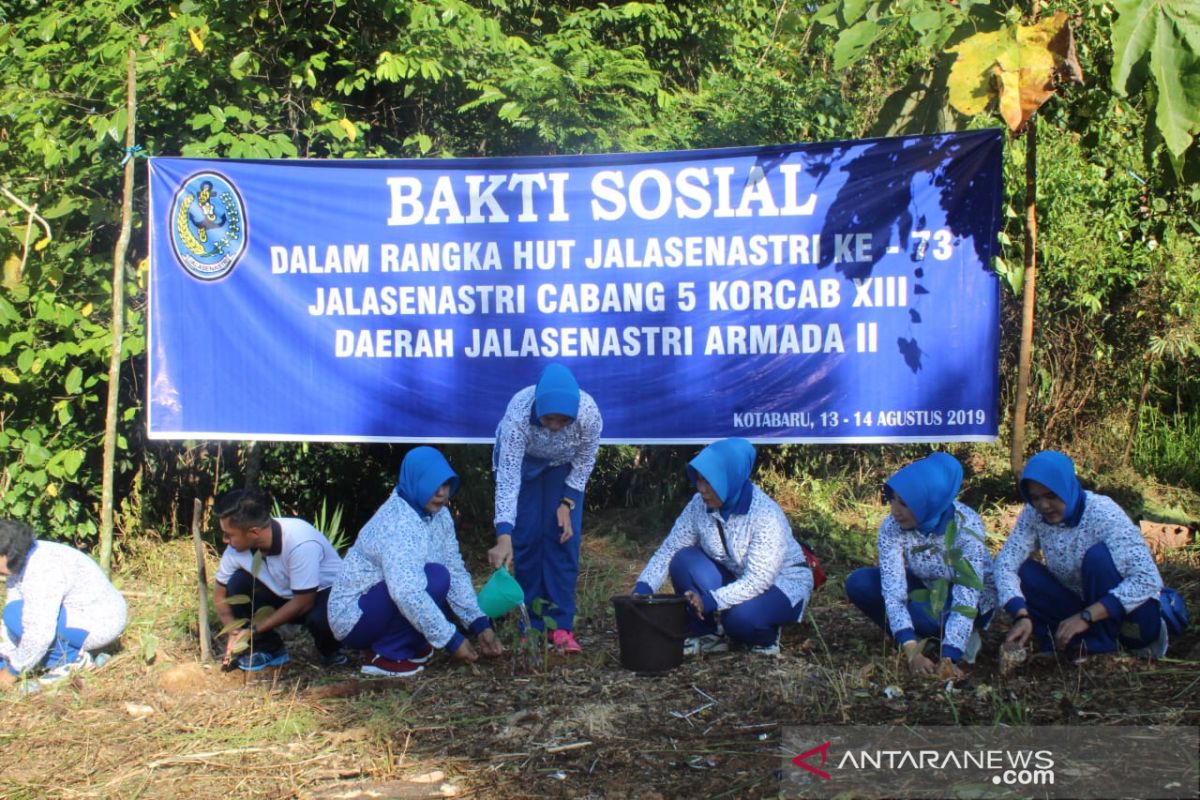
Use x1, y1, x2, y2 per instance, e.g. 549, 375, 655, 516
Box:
0, 0, 1196, 543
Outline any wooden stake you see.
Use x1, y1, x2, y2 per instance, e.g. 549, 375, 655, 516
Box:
99, 49, 137, 574
192, 497, 213, 661
1010, 115, 1038, 478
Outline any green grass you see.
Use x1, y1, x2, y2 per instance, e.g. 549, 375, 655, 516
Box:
1134, 406, 1200, 493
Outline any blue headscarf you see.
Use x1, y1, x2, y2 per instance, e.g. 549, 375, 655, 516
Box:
884, 451, 963, 535
532, 363, 580, 423
686, 438, 756, 520
1019, 450, 1085, 527
395, 446, 459, 518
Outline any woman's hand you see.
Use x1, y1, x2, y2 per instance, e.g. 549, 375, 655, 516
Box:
1005, 616, 1033, 646
488, 535, 514, 571
936, 658, 964, 680
476, 628, 504, 658
683, 590, 706, 620
1054, 614, 1090, 651
556, 503, 574, 544
904, 642, 936, 675
452, 639, 480, 663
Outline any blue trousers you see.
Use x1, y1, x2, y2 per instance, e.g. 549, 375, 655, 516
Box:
513, 460, 582, 631
1018, 542, 1160, 653
340, 564, 452, 661
224, 569, 339, 657
3, 600, 90, 670
844, 566, 992, 644
668, 546, 804, 647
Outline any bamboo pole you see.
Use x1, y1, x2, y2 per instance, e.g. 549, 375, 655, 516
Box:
192, 497, 213, 661
99, 50, 137, 574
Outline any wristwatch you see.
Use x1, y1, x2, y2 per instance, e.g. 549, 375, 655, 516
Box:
1079, 608, 1093, 624
560, 497, 576, 511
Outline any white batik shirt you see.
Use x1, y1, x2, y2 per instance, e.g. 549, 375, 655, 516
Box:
327, 493, 486, 649
492, 385, 602, 531
636, 487, 814, 612
878, 502, 997, 653
1, 540, 127, 673
995, 491, 1161, 614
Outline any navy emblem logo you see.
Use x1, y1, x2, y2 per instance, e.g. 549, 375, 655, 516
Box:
169, 172, 247, 280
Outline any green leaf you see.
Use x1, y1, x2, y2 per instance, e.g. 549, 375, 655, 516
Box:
909, 8, 943, 34
951, 604, 979, 619
231, 50, 251, 73
251, 550, 264, 577
62, 449, 84, 476
218, 618, 247, 636
1149, 8, 1200, 160
252, 605, 275, 624
1111, 0, 1158, 95
0, 367, 20, 385
909, 588, 931, 604
1111, 0, 1200, 164
833, 19, 886, 71
841, 0, 871, 26
64, 365, 83, 394
223, 594, 252, 606
24, 442, 51, 467
140, 633, 159, 665
953, 562, 985, 591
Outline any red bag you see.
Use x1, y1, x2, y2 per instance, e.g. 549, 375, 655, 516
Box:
800, 541, 827, 591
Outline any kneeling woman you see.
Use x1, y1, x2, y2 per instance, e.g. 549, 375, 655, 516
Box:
845, 452, 996, 677
0, 520, 127, 687
996, 450, 1175, 658
633, 438, 813, 656
328, 448, 503, 677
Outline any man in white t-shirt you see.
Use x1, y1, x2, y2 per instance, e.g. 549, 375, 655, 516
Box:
213, 489, 344, 671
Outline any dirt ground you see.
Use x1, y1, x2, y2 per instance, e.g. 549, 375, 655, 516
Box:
3, 524, 1199, 800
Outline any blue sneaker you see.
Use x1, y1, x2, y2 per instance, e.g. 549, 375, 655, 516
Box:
237, 649, 291, 672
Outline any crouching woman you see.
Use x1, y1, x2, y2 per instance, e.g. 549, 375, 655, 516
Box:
0, 520, 127, 687
845, 452, 996, 678
996, 450, 1178, 659
633, 438, 813, 656
327, 448, 503, 677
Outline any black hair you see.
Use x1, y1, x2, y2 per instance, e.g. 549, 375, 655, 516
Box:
213, 488, 273, 530
0, 519, 35, 575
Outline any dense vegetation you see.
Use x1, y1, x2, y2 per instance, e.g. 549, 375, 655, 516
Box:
0, 0, 1197, 548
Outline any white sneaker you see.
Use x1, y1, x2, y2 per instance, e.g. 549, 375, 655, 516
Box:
39, 651, 94, 684
963, 630, 983, 664
750, 629, 782, 657
750, 641, 781, 657
683, 634, 728, 655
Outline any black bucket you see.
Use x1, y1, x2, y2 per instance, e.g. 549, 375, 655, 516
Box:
611, 593, 688, 674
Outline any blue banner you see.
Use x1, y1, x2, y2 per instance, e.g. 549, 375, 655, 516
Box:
147, 130, 1003, 443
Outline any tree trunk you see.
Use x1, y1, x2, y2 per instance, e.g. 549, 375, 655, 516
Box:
99, 51, 137, 574
1010, 116, 1038, 479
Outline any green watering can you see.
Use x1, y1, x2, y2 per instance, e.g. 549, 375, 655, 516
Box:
477, 566, 525, 618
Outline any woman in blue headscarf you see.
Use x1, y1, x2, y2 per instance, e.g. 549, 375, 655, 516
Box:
845, 452, 996, 677
632, 438, 814, 656
487, 364, 602, 654
995, 450, 1177, 659
328, 447, 503, 677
